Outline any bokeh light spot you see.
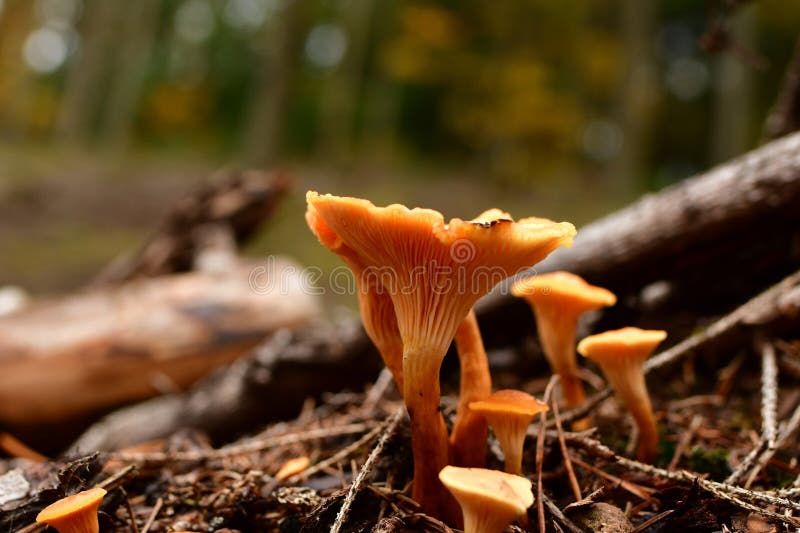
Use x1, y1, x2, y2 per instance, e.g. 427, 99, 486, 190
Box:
175, 0, 216, 44
582, 119, 623, 161
23, 27, 69, 74
665, 57, 709, 101
305, 24, 347, 69
223, 0, 276, 30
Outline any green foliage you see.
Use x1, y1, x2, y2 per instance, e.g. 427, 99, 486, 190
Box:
1, 0, 800, 185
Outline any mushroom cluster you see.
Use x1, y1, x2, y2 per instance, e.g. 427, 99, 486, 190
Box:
306, 191, 669, 526
306, 192, 574, 520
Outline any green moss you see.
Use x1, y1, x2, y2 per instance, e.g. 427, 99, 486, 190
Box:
686, 446, 731, 481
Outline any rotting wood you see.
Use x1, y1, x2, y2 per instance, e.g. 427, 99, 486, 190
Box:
69, 318, 382, 452
0, 259, 319, 429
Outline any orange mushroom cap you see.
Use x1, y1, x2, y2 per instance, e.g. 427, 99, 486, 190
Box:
307, 192, 574, 519
439, 466, 533, 533
469, 390, 549, 475
307, 192, 576, 358
511, 272, 616, 422
36, 487, 107, 533
577, 327, 667, 365
511, 271, 616, 313
275, 456, 311, 481
578, 327, 666, 462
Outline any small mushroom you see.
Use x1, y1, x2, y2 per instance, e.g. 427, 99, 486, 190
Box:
577, 327, 667, 462
275, 456, 311, 480
469, 389, 549, 475
439, 466, 533, 533
307, 192, 574, 520
450, 309, 492, 468
511, 271, 616, 428
36, 487, 107, 533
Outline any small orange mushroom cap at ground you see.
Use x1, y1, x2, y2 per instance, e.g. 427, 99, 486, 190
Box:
511, 272, 616, 428
36, 487, 107, 533
469, 389, 549, 475
577, 327, 667, 463
306, 192, 575, 522
275, 456, 311, 480
439, 466, 533, 533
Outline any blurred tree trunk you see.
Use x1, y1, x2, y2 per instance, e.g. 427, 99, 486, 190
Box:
359, 0, 401, 158
100, 0, 161, 147
0, 3, 32, 140
711, 6, 756, 163
316, 0, 376, 163
612, 0, 658, 196
244, 0, 308, 166
56, 0, 122, 144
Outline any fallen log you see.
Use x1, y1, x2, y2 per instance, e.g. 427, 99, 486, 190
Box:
92, 169, 290, 285
0, 258, 319, 430
65, 134, 800, 452
70, 318, 382, 452
478, 131, 800, 348
71, 270, 800, 454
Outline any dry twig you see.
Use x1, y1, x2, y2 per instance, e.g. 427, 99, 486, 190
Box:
726, 340, 779, 485
541, 493, 584, 533
112, 423, 371, 463
567, 435, 800, 526
552, 380, 582, 501
288, 407, 400, 483
139, 497, 162, 533
744, 398, 800, 488
330, 406, 405, 533
536, 376, 558, 533
668, 415, 703, 471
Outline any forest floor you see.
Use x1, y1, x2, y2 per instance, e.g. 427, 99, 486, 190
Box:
3, 335, 800, 533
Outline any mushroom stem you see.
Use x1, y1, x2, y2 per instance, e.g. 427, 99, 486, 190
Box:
614, 369, 658, 462
450, 310, 492, 468
403, 347, 461, 523
534, 310, 589, 430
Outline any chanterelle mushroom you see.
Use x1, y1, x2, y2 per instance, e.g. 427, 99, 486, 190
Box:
469, 389, 549, 475
36, 487, 107, 533
306, 192, 575, 520
512, 271, 616, 429
577, 327, 667, 462
439, 466, 533, 533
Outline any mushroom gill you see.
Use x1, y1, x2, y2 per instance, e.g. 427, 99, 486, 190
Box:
307, 191, 575, 520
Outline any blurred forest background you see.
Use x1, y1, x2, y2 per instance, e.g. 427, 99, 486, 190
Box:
1, 0, 799, 295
